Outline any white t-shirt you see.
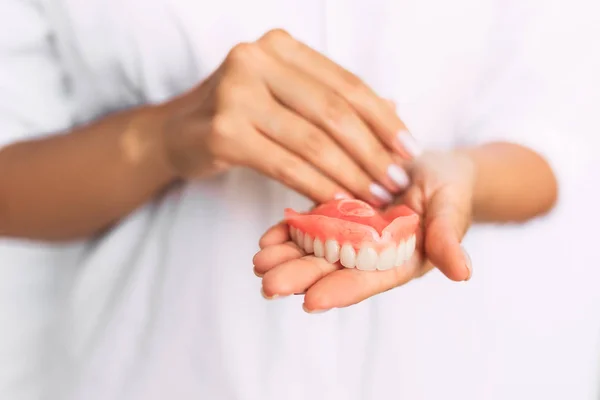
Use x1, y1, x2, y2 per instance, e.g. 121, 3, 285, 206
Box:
1, 1, 599, 399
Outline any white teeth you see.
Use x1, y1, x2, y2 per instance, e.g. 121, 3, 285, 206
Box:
289, 229, 416, 271
406, 234, 416, 261
324, 239, 340, 264
395, 240, 407, 267
356, 246, 378, 271
340, 244, 356, 268
376, 246, 396, 270
313, 238, 325, 258
296, 230, 304, 249
302, 234, 312, 253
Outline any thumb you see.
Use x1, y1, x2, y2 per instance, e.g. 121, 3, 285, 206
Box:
424, 189, 472, 281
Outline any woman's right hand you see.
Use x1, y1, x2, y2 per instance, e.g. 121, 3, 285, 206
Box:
160, 29, 421, 205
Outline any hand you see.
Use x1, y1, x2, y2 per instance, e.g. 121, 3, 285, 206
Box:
157, 29, 420, 205
252, 150, 475, 312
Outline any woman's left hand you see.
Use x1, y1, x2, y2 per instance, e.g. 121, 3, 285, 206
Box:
253, 150, 475, 313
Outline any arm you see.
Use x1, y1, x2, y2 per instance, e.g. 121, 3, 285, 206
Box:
0, 105, 177, 241
0, 1, 180, 241
2, 12, 435, 244
462, 142, 558, 223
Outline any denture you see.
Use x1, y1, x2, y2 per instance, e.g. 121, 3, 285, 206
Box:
284, 199, 419, 271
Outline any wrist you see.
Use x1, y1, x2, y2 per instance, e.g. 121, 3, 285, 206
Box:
451, 147, 478, 186
450, 147, 479, 215
120, 105, 180, 184
152, 87, 219, 180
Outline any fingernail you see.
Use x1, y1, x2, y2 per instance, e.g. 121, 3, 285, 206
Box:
253, 268, 264, 278
302, 303, 329, 314
396, 130, 423, 158
387, 164, 410, 189
461, 246, 472, 281
369, 183, 393, 204
261, 287, 279, 300
334, 192, 353, 200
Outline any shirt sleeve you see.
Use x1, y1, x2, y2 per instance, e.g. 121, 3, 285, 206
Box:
0, 0, 74, 150
457, 1, 600, 197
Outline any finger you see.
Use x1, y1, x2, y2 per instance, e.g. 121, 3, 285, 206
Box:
261, 256, 341, 298
229, 127, 352, 204
257, 30, 422, 160
393, 185, 426, 216
258, 221, 289, 249
253, 241, 304, 275
424, 190, 472, 281
302, 259, 419, 311
257, 50, 410, 198
255, 101, 393, 206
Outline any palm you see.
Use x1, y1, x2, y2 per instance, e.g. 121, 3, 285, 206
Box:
253, 151, 474, 311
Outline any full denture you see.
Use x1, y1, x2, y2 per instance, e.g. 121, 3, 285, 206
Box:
284, 199, 419, 271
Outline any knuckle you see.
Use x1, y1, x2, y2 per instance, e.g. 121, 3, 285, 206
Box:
259, 28, 292, 48
208, 113, 236, 146
226, 42, 262, 66
321, 95, 351, 126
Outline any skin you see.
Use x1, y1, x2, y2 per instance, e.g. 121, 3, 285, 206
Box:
253, 144, 558, 312
0, 29, 417, 241
0, 28, 558, 313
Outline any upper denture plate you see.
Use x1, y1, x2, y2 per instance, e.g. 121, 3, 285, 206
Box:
304, 234, 314, 254
340, 244, 357, 268
376, 246, 396, 270
325, 239, 340, 264
395, 240, 407, 267
356, 246, 378, 271
296, 230, 305, 249
314, 238, 325, 258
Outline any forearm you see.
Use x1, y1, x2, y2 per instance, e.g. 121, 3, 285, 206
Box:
0, 105, 177, 241
463, 142, 558, 223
